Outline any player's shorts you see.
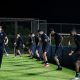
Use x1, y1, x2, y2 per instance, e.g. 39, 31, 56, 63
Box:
31, 43, 36, 56
42, 44, 49, 53
0, 44, 4, 54
54, 44, 63, 58
16, 45, 20, 50
72, 51, 80, 62
36, 44, 42, 54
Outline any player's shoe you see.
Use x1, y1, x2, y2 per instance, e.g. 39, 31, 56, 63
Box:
72, 77, 80, 80
56, 67, 62, 71
44, 63, 49, 68
6, 54, 9, 56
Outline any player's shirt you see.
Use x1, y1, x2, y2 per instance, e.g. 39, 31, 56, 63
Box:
35, 35, 39, 45
31, 36, 35, 44
74, 35, 80, 51
40, 33, 49, 46
0, 31, 6, 46
28, 36, 32, 46
16, 37, 24, 47
52, 33, 62, 46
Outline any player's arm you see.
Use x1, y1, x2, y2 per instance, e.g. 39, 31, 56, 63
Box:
20, 37, 25, 48
69, 50, 74, 56
4, 36, 8, 45
59, 35, 63, 46
68, 40, 71, 46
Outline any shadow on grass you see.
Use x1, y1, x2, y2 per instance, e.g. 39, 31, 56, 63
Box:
22, 69, 56, 76
20, 69, 73, 80
13, 63, 39, 67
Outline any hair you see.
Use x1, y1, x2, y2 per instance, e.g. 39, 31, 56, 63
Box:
37, 29, 41, 32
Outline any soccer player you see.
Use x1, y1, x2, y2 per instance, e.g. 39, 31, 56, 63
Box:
69, 30, 80, 78
51, 29, 63, 70
30, 33, 36, 58
4, 35, 9, 56
35, 31, 42, 61
14, 33, 25, 56
0, 26, 8, 68
27, 33, 33, 57
39, 30, 50, 67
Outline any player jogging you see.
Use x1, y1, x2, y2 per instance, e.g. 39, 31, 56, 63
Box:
14, 33, 25, 56
51, 29, 63, 70
39, 30, 50, 67
69, 30, 80, 79
0, 26, 8, 68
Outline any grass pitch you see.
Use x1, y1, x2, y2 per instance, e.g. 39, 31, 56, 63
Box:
0, 54, 75, 80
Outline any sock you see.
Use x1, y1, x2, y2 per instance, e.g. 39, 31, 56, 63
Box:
76, 72, 79, 77
45, 61, 48, 64
58, 65, 61, 68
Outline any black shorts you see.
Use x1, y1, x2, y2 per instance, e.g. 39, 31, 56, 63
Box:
16, 46, 20, 50
72, 51, 80, 62
54, 45, 63, 57
42, 44, 49, 53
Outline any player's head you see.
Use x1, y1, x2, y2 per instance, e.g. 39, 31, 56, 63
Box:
17, 33, 20, 38
70, 29, 77, 36
50, 29, 55, 35
32, 33, 35, 37
38, 30, 44, 35
0, 26, 2, 32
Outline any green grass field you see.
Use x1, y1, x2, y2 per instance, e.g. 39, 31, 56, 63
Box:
0, 54, 75, 80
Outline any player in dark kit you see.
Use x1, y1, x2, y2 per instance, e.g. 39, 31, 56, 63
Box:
28, 33, 36, 58
39, 30, 50, 67
69, 30, 80, 79
27, 33, 33, 57
35, 32, 42, 61
51, 30, 63, 70
0, 26, 8, 68
14, 34, 25, 56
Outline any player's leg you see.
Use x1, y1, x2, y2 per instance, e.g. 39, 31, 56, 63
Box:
0, 50, 3, 68
30, 44, 35, 58
17, 49, 21, 56
75, 60, 80, 77
54, 56, 62, 70
54, 46, 62, 70
74, 51, 80, 77
43, 51, 49, 67
43, 45, 49, 67
4, 46, 9, 56
36, 45, 41, 61
28, 48, 32, 56
36, 50, 40, 60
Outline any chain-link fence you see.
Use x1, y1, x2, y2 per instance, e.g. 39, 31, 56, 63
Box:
0, 18, 80, 53
39, 23, 80, 47
0, 18, 47, 53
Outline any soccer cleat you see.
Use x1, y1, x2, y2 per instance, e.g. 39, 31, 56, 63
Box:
72, 77, 80, 80
56, 67, 62, 71
6, 54, 9, 56
44, 63, 49, 68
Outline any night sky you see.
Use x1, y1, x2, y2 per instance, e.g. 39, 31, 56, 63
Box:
0, 1, 80, 23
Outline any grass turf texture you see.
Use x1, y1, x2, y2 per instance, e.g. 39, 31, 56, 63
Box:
0, 54, 75, 80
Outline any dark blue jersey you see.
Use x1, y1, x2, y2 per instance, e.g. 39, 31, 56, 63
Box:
35, 35, 39, 45
0, 31, 6, 45
74, 35, 80, 51
52, 33, 62, 46
16, 37, 24, 47
28, 36, 32, 45
40, 33, 49, 45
